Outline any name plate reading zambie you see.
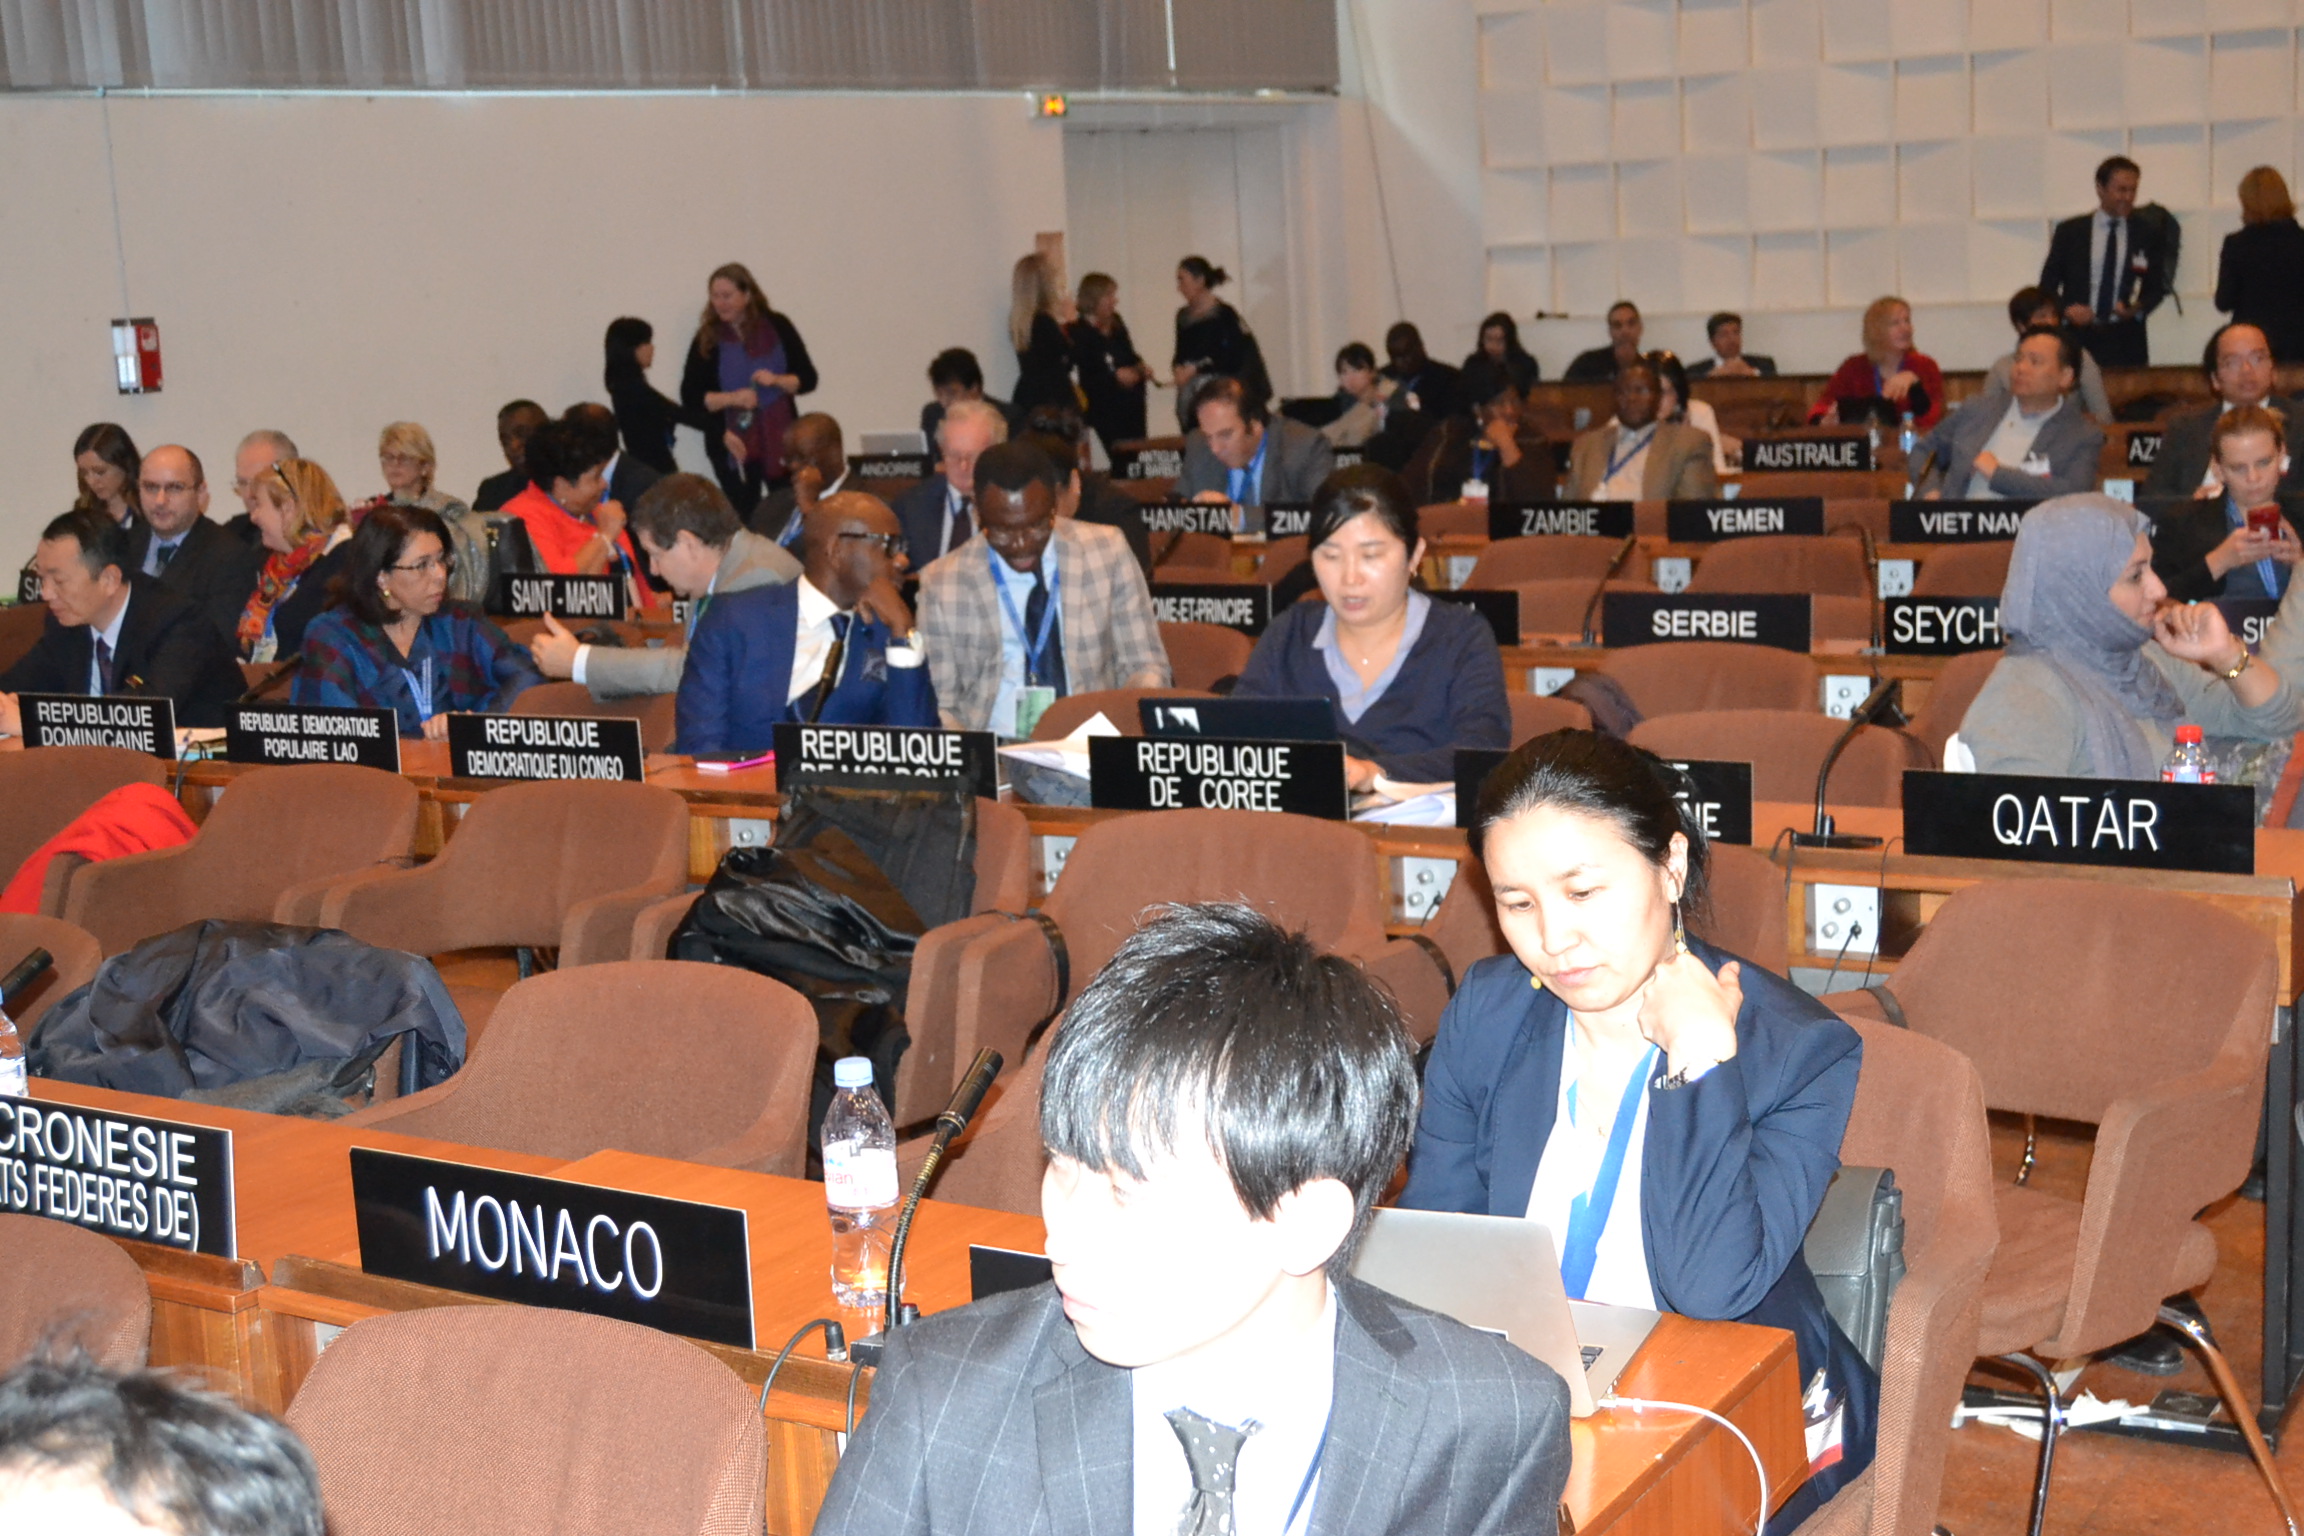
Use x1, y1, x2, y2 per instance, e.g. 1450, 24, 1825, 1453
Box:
1887, 500, 2036, 543
1150, 584, 1273, 637
1454, 750, 1751, 843
227, 704, 402, 771
1599, 593, 1811, 651
21, 694, 175, 759
2218, 598, 2282, 652
1427, 588, 1521, 647
2126, 431, 2164, 469
1744, 436, 1873, 473
772, 723, 998, 801
1265, 501, 1314, 539
1902, 770, 2255, 875
1664, 498, 1825, 542
1139, 501, 1236, 538
1089, 735, 1349, 820
350, 1149, 755, 1349
1487, 500, 1636, 541
445, 714, 643, 781
0, 1098, 234, 1256
846, 450, 932, 483
488, 574, 626, 621
1112, 443, 1185, 481
1883, 597, 2002, 656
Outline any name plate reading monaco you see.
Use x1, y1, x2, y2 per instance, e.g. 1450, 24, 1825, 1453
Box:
350, 1149, 755, 1349
1902, 771, 2255, 875
1745, 436, 1873, 473
446, 714, 643, 781
227, 704, 401, 771
1884, 597, 2002, 656
846, 450, 931, 482
2218, 598, 2281, 652
772, 723, 998, 800
22, 694, 175, 759
1488, 500, 1635, 541
1887, 500, 2035, 543
1600, 593, 1811, 652
1265, 502, 1313, 539
1455, 750, 1750, 843
1139, 501, 1236, 538
0, 1098, 234, 1256
1089, 735, 1349, 820
1665, 498, 1825, 542
1112, 443, 1185, 481
1428, 588, 1520, 647
1150, 584, 1272, 637
2126, 431, 2163, 469
488, 574, 625, 621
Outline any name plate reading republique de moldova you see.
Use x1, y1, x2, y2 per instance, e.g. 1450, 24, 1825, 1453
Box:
1090, 735, 1349, 820
227, 704, 402, 771
1427, 588, 1520, 647
21, 694, 175, 759
446, 714, 643, 781
1744, 436, 1873, 473
1487, 501, 1635, 541
486, 573, 625, 621
1883, 597, 2001, 656
1150, 584, 1272, 637
0, 1098, 234, 1256
773, 723, 998, 800
1455, 750, 1751, 842
1887, 500, 2036, 543
350, 1149, 755, 1349
1600, 593, 1811, 651
1902, 770, 2254, 875
1664, 498, 1825, 542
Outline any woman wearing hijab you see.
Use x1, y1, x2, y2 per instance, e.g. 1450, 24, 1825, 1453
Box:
1959, 493, 2303, 777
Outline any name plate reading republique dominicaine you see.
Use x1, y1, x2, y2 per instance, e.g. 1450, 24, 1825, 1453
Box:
1089, 735, 1349, 820
350, 1149, 756, 1349
227, 704, 402, 771
1455, 750, 1751, 843
1486, 501, 1635, 541
1887, 500, 2037, 543
772, 723, 999, 801
1664, 498, 1825, 542
487, 574, 625, 621
1600, 593, 1812, 651
1744, 436, 1873, 473
446, 714, 644, 781
1149, 584, 1273, 637
1884, 597, 2001, 656
1902, 770, 2255, 875
21, 694, 175, 758
0, 1098, 235, 1257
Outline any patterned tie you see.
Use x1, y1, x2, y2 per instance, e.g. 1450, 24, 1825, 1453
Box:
94, 637, 114, 693
1022, 572, 1067, 695
807, 612, 851, 722
1166, 1408, 1258, 1536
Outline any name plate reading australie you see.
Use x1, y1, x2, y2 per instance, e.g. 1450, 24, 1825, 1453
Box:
1089, 735, 1349, 820
846, 450, 932, 482
2217, 598, 2282, 653
227, 704, 402, 771
1600, 594, 1812, 652
1887, 500, 2036, 543
1664, 498, 1825, 542
2126, 431, 2163, 468
1454, 751, 1751, 844
772, 723, 998, 801
1901, 771, 2254, 875
22, 694, 175, 759
0, 1099, 234, 1257
1883, 597, 2002, 656
1112, 444, 1185, 481
488, 574, 625, 621
1139, 501, 1237, 538
1488, 501, 1636, 542
350, 1149, 755, 1349
1427, 588, 1521, 647
1265, 502, 1313, 539
1149, 584, 1272, 637
446, 714, 643, 782
1745, 436, 1873, 473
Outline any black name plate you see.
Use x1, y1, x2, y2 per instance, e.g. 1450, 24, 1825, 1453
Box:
1600, 593, 1811, 651
22, 694, 175, 759
2126, 431, 2163, 468
1428, 588, 1520, 647
0, 1099, 233, 1256
773, 722, 998, 800
227, 704, 402, 770
488, 574, 626, 620
1112, 443, 1185, 481
1745, 436, 1873, 473
351, 1148, 755, 1349
2218, 597, 2282, 652
1454, 750, 1749, 844
16, 569, 39, 604
1089, 735, 1348, 820
1883, 597, 2002, 655
1139, 501, 1236, 537
1888, 499, 2035, 542
446, 713, 643, 781
1902, 770, 2254, 874
846, 451, 931, 482
1150, 584, 1272, 637
1488, 501, 1636, 541
1665, 498, 1825, 542
1265, 501, 1313, 539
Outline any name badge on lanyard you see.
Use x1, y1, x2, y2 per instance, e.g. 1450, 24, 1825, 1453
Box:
1603, 427, 1653, 486
990, 544, 1060, 736
401, 656, 436, 723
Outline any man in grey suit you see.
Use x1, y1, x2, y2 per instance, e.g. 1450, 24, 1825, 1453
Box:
814, 903, 1572, 1536
1914, 327, 2105, 500
1177, 376, 1336, 509
525, 472, 799, 698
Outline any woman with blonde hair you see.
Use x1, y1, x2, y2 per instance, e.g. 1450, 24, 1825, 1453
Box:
1010, 252, 1077, 414
1068, 271, 1147, 450
2217, 166, 2304, 363
1809, 295, 1945, 430
239, 457, 353, 662
353, 422, 487, 605
679, 261, 817, 516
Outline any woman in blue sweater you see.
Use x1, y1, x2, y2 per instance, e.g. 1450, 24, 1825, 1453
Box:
1233, 464, 1510, 785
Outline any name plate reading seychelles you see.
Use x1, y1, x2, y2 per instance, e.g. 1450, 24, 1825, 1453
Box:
487, 573, 625, 621
1902, 771, 2254, 875
1112, 443, 1185, 481
1887, 500, 2035, 543
1139, 501, 1236, 538
350, 1149, 755, 1349
1427, 588, 1520, 647
1745, 436, 1872, 473
1089, 736, 1349, 820
1454, 750, 1750, 843
0, 1098, 234, 1256
1664, 498, 1824, 542
846, 450, 932, 482
227, 704, 401, 771
1883, 597, 2001, 656
1150, 584, 1272, 637
2126, 431, 2163, 469
772, 723, 998, 800
446, 714, 643, 781
22, 694, 175, 759
2217, 598, 2281, 652
1265, 502, 1313, 539
1600, 593, 1811, 652
1487, 500, 1635, 542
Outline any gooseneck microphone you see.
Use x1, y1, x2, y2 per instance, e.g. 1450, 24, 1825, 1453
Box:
1792, 678, 1901, 849
881, 1049, 1004, 1337
237, 655, 301, 703
1830, 521, 1883, 654
1578, 532, 1640, 646
0, 948, 53, 1014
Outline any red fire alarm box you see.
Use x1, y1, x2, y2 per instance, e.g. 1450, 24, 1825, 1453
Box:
111, 318, 161, 394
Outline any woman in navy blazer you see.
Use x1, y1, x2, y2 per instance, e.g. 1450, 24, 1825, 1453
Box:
1232, 465, 1510, 785
1401, 731, 1874, 1530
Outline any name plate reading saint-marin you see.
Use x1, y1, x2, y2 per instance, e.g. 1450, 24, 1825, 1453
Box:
487, 574, 625, 621
1902, 771, 2254, 875
1149, 584, 1272, 637
1887, 500, 2036, 543
773, 723, 999, 801
1487, 501, 1635, 541
1089, 736, 1349, 820
1884, 597, 2001, 656
446, 714, 643, 781
0, 1098, 234, 1257
21, 694, 175, 759
1744, 436, 1873, 473
1664, 498, 1825, 542
1600, 593, 1811, 651
227, 705, 402, 771
1455, 750, 1751, 842
350, 1149, 755, 1349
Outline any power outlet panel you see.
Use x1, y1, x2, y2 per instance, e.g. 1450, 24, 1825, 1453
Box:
1876, 558, 1914, 598
1652, 556, 1692, 593
1530, 667, 1578, 697
1807, 884, 1881, 957
1821, 674, 1872, 718
1392, 856, 1458, 924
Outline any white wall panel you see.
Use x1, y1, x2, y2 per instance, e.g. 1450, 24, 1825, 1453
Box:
1899, 140, 1973, 222
1818, 0, 1891, 62
1482, 10, 1549, 84
1681, 69, 1751, 148
1893, 6, 1970, 57
1546, 2, 1611, 81
1817, 61, 1894, 143
1555, 240, 1624, 310
1894, 56, 1970, 141
1970, 0, 2050, 51
1749, 149, 1826, 227
2212, 27, 2297, 115
1545, 82, 1615, 157
1751, 229, 1825, 305
1750, 64, 1822, 146
1822, 144, 1895, 224
2048, 42, 2127, 126
1619, 157, 1688, 233
1749, 0, 1819, 67
2052, 0, 2131, 40
1482, 88, 1551, 164
1684, 154, 1754, 228
1678, 0, 1749, 71
1551, 161, 1621, 237
1683, 234, 1756, 308
1973, 49, 2052, 134
2126, 36, 2211, 125
2133, 0, 2210, 36
1608, 0, 1681, 78
1824, 226, 1898, 302
1613, 77, 1683, 155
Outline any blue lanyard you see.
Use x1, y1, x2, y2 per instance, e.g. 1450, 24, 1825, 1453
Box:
988, 543, 1061, 682
1228, 429, 1271, 504
1559, 1045, 1657, 1300
401, 654, 435, 721
1602, 425, 1654, 484
687, 563, 723, 641
1283, 1403, 1332, 1536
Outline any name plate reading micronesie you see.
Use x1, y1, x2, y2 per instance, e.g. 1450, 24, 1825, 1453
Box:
1487, 501, 1636, 541
1887, 500, 2036, 543
1902, 771, 2255, 875
0, 1098, 234, 1257
1139, 501, 1237, 538
2126, 431, 2164, 469
350, 1149, 755, 1349
227, 705, 402, 771
446, 714, 644, 781
846, 450, 932, 482
1745, 436, 1873, 473
2218, 598, 2282, 652
1665, 498, 1825, 542
1150, 584, 1273, 637
1599, 593, 1811, 652
487, 574, 625, 621
1454, 750, 1750, 844
1089, 735, 1349, 820
1427, 588, 1520, 647
22, 694, 175, 759
1883, 597, 2002, 656
1265, 502, 1314, 539
773, 723, 998, 801
1112, 443, 1185, 481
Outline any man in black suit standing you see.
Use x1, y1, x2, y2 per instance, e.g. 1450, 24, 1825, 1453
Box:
1563, 300, 1646, 381
473, 400, 546, 513
2041, 155, 2178, 367
125, 445, 264, 644
917, 348, 1025, 448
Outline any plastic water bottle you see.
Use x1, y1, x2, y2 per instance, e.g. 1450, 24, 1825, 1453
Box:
1897, 411, 1916, 459
2161, 724, 2215, 784
823, 1056, 899, 1310
0, 1009, 24, 1098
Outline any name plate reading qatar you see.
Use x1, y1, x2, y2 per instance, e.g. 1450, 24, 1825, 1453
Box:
1487, 501, 1636, 541
488, 574, 625, 620
1090, 736, 1349, 820
1150, 584, 1272, 637
1883, 598, 2001, 656
1664, 498, 1825, 542
773, 723, 997, 800
1599, 594, 1811, 651
446, 714, 643, 781
1901, 771, 2254, 875
22, 694, 175, 758
0, 1099, 234, 1256
1887, 500, 2035, 543
1745, 436, 1872, 473
227, 704, 402, 770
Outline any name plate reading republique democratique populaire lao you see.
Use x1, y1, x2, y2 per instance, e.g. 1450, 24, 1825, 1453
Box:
227, 704, 402, 771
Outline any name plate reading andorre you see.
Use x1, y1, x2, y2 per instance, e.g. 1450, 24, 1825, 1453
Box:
350, 1149, 755, 1349
1600, 593, 1811, 652
1150, 584, 1272, 637
227, 704, 402, 771
0, 1098, 234, 1256
1887, 500, 2035, 543
1455, 750, 1750, 843
1089, 735, 1349, 820
1745, 436, 1873, 473
1139, 501, 1236, 538
1902, 770, 2254, 875
2126, 431, 2164, 469
2218, 598, 2282, 652
1112, 443, 1185, 481
22, 694, 175, 759
1428, 588, 1520, 647
1488, 500, 1636, 541
772, 722, 998, 800
1265, 501, 1313, 539
846, 450, 932, 482
446, 714, 643, 781
1883, 597, 2002, 656
488, 574, 625, 621
1665, 497, 1826, 542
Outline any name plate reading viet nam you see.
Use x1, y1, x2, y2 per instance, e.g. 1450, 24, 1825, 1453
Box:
350, 1149, 755, 1349
446, 714, 644, 782
487, 573, 625, 621
1455, 750, 1751, 843
1883, 597, 2002, 656
1887, 500, 2037, 543
1487, 501, 1636, 541
21, 694, 175, 759
846, 450, 932, 483
773, 723, 998, 801
1664, 497, 1825, 542
1600, 593, 1811, 652
1138, 501, 1237, 539
1427, 588, 1520, 647
1111, 443, 1185, 482
1744, 436, 1873, 473
1150, 584, 1273, 637
0, 1098, 234, 1256
1902, 770, 2254, 875
227, 704, 402, 771
1089, 736, 1349, 820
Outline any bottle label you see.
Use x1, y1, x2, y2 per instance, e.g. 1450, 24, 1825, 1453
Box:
823, 1141, 898, 1209
0, 1056, 24, 1098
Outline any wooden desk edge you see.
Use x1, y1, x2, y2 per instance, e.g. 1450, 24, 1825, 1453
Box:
1573, 1321, 1806, 1530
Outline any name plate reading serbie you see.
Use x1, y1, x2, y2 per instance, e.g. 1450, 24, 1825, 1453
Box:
1664, 498, 1825, 542
846, 450, 932, 482
1599, 593, 1811, 652
1887, 500, 2036, 543
227, 704, 402, 771
1089, 735, 1349, 820
1150, 584, 1273, 637
0, 1098, 234, 1256
1265, 502, 1313, 539
1487, 500, 1635, 541
772, 723, 998, 801
350, 1148, 755, 1349
1454, 750, 1751, 844
1427, 588, 1521, 647
21, 694, 176, 759
1902, 770, 2254, 875
1745, 436, 1873, 473
487, 574, 625, 620
1112, 443, 1185, 481
1138, 501, 1236, 538
1883, 597, 2001, 656
446, 714, 643, 781
2218, 598, 2282, 653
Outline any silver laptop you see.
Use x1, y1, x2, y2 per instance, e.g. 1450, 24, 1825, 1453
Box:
859, 430, 927, 455
1350, 1208, 1661, 1418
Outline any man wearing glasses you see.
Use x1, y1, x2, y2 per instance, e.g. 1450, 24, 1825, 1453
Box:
2144, 322, 2304, 500
118, 445, 266, 643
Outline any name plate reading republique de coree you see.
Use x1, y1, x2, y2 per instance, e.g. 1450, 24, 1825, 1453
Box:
21, 694, 175, 759
1883, 597, 2001, 656
486, 574, 624, 621
227, 704, 402, 771
1487, 501, 1635, 541
1901, 770, 2254, 875
446, 714, 643, 782
773, 723, 998, 800
1600, 593, 1811, 651
1664, 498, 1825, 542
1887, 501, 2036, 543
1090, 736, 1349, 820
1150, 584, 1273, 637
0, 1098, 235, 1257
1455, 750, 1751, 843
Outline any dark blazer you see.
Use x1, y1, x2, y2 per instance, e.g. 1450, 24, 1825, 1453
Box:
607, 372, 710, 475
2217, 220, 2304, 364
1460, 350, 1539, 405
1411, 418, 1555, 504
672, 580, 937, 755
1075, 471, 1153, 576
892, 475, 973, 570
1174, 416, 1336, 505
1070, 315, 1149, 448
605, 455, 666, 595
0, 576, 244, 728
1013, 312, 1077, 415
1561, 346, 1628, 383
2041, 207, 2177, 365
125, 517, 264, 646
472, 466, 528, 514
1687, 354, 1778, 379
1386, 359, 1468, 421
1912, 391, 2106, 499
812, 1278, 1573, 1536
2146, 495, 2304, 603
2143, 393, 2304, 500
263, 543, 353, 664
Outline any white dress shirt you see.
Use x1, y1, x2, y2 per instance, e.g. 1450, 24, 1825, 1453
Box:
785, 577, 845, 705
1525, 1032, 1658, 1310
88, 593, 131, 695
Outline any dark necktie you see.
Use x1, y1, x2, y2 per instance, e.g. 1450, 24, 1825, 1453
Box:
152, 540, 179, 571
949, 497, 973, 554
1022, 572, 1066, 695
1166, 1408, 1257, 1536
807, 612, 852, 722
94, 637, 114, 693
2096, 217, 2122, 321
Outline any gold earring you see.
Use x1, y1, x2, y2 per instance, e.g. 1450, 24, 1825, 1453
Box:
1672, 899, 1688, 955
1529, 972, 1544, 992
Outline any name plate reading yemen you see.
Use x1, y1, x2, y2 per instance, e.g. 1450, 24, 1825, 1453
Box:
2126, 431, 2163, 468
1455, 750, 1750, 844
1427, 588, 1521, 647
1744, 436, 1873, 473
1138, 501, 1237, 538
1149, 584, 1272, 637
446, 714, 643, 781
1112, 443, 1185, 481
1902, 771, 2254, 875
1487, 501, 1636, 541
846, 450, 932, 482
1883, 597, 2002, 656
488, 574, 625, 621
227, 704, 402, 771
1264, 502, 1313, 539
1089, 735, 1349, 820
1664, 498, 1825, 542
0, 1098, 234, 1256
772, 723, 998, 800
1887, 500, 2035, 542
22, 694, 176, 759
351, 1149, 755, 1349
1600, 593, 1811, 651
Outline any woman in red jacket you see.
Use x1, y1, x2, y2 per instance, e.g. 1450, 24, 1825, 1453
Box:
1810, 295, 1944, 430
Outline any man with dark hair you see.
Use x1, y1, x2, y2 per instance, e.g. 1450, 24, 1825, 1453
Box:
127, 445, 265, 642
1176, 375, 1336, 509
1381, 322, 1468, 421
473, 400, 547, 513
564, 401, 662, 545
2144, 321, 2304, 499
917, 346, 1023, 447
1686, 311, 1776, 379
815, 903, 1573, 1536
1914, 325, 2104, 499
1987, 286, 2110, 420
500, 418, 639, 578
0, 508, 244, 733
1563, 300, 1646, 382
750, 412, 852, 548
2041, 154, 2178, 367
1022, 409, 1152, 576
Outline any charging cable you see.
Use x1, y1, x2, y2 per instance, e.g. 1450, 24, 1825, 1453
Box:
758, 1317, 847, 1414
1598, 1395, 1769, 1536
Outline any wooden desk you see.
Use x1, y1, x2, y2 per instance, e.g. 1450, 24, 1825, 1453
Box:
1500, 641, 1957, 717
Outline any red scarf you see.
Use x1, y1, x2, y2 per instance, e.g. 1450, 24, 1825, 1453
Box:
237, 535, 326, 655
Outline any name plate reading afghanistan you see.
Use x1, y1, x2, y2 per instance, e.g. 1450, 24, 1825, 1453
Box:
1112, 443, 1185, 481
1665, 498, 1824, 542
488, 574, 625, 621
1884, 597, 2001, 656
22, 694, 175, 758
446, 714, 643, 781
772, 723, 998, 800
1487, 501, 1635, 541
0, 1098, 234, 1256
351, 1149, 755, 1349
1090, 735, 1349, 820
227, 705, 401, 770
1139, 501, 1236, 538
1150, 584, 1272, 637
1600, 593, 1811, 651
1887, 500, 2035, 543
1902, 770, 2254, 875
1745, 436, 1873, 473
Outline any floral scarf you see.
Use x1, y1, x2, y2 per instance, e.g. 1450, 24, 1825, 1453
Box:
237, 535, 326, 658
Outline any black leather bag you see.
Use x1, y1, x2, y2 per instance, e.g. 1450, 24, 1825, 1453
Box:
1803, 1165, 1907, 1372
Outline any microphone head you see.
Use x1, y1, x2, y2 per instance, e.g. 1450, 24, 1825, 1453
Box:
936, 1049, 1005, 1136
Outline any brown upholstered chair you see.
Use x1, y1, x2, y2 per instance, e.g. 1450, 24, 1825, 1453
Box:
1733, 470, 1883, 499
62, 765, 420, 955
1822, 498, 1891, 542
0, 1213, 151, 1369
1416, 501, 1490, 538
1905, 650, 2001, 767
1159, 622, 1254, 691
0, 602, 48, 675
513, 681, 678, 754
1628, 709, 1924, 808
1601, 641, 1817, 717
1499, 577, 1660, 638
1687, 534, 1872, 598
1258, 535, 1308, 584
0, 913, 104, 1037
286, 1306, 765, 1536
1507, 692, 1592, 745
1151, 530, 1233, 574
1910, 541, 2014, 598
1029, 688, 1217, 742
1465, 534, 1631, 588
0, 746, 170, 915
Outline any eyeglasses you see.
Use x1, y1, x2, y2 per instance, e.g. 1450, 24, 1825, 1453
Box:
380, 452, 428, 468
388, 554, 456, 576
837, 530, 908, 556
138, 481, 196, 498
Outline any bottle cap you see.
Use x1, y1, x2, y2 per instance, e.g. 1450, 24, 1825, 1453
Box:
2176, 724, 2205, 744
833, 1056, 874, 1089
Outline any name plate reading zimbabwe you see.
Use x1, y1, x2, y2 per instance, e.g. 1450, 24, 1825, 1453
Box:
488, 573, 625, 621
1745, 436, 1873, 473
1428, 588, 1520, 647
446, 714, 643, 781
22, 694, 175, 759
1600, 593, 1811, 652
1902, 770, 2254, 875
1112, 443, 1185, 481
351, 1149, 755, 1349
0, 1098, 234, 1256
773, 723, 998, 800
1265, 502, 1313, 539
2217, 598, 2281, 652
1150, 584, 1272, 637
1139, 501, 1236, 538
227, 704, 402, 770
1883, 597, 2001, 656
846, 450, 932, 482
1665, 498, 1825, 542
1455, 751, 1750, 843
2126, 431, 2163, 469
1887, 500, 2035, 543
1487, 501, 1636, 541
1090, 736, 1349, 820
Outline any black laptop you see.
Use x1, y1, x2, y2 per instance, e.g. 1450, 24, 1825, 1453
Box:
1139, 696, 1339, 742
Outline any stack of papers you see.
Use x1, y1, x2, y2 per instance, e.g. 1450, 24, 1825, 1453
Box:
1353, 776, 1456, 826
995, 712, 1121, 782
